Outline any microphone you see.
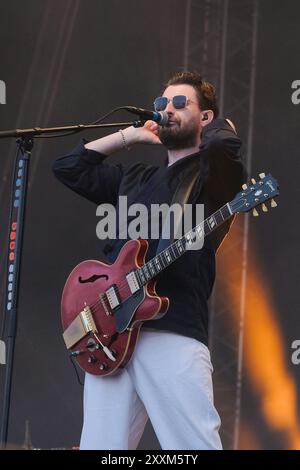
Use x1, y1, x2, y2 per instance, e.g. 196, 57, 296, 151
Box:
123, 106, 169, 126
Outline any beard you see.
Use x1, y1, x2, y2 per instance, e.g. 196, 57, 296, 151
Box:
158, 120, 200, 150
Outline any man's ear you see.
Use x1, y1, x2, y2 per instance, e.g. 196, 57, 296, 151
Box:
200, 110, 214, 127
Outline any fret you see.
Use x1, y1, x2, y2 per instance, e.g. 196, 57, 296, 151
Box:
218, 207, 225, 221
143, 265, 151, 280
182, 235, 188, 249
185, 230, 194, 246
158, 252, 166, 269
176, 239, 185, 254
187, 230, 198, 248
214, 210, 222, 225
161, 250, 169, 266
154, 256, 162, 271
152, 262, 158, 275
148, 260, 156, 276
153, 260, 157, 275
204, 219, 211, 236
164, 249, 171, 264
171, 243, 178, 260
186, 232, 191, 247
196, 224, 204, 240
170, 244, 177, 260
146, 264, 152, 279
226, 202, 233, 216
207, 214, 217, 230
171, 242, 179, 258
185, 231, 191, 243
225, 203, 232, 218
135, 269, 142, 287
139, 269, 146, 284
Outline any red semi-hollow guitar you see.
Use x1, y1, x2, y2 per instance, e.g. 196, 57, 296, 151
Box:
61, 173, 279, 376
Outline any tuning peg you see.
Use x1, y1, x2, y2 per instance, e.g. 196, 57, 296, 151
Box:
271, 199, 277, 208
242, 184, 248, 190
262, 203, 268, 212
259, 172, 265, 179
251, 178, 256, 184
252, 208, 259, 217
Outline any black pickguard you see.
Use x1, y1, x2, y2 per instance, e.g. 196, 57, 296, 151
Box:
114, 287, 145, 333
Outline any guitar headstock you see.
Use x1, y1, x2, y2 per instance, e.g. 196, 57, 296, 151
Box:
229, 173, 279, 215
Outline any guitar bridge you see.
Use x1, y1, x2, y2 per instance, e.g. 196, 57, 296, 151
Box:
63, 304, 97, 349
80, 305, 97, 333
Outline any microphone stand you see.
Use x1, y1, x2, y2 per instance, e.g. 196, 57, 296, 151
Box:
0, 119, 143, 448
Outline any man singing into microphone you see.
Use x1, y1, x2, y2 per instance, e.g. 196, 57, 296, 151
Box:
53, 71, 245, 450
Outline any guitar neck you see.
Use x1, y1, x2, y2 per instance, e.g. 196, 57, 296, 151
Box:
136, 202, 233, 285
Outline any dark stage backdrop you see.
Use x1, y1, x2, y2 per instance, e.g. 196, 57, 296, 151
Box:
0, 0, 299, 450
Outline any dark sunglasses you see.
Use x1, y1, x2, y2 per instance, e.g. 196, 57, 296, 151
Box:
153, 95, 193, 111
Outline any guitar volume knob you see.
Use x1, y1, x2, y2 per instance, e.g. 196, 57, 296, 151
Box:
88, 355, 97, 364
99, 363, 108, 371
87, 339, 97, 351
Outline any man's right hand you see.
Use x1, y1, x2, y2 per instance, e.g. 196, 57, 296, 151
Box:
129, 120, 162, 145
85, 120, 162, 155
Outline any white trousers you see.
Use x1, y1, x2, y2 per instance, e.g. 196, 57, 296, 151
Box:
80, 330, 222, 450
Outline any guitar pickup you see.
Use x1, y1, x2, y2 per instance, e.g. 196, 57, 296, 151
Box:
126, 271, 141, 294
105, 284, 121, 310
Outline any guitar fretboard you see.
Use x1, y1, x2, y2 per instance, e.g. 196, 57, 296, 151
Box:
136, 203, 232, 285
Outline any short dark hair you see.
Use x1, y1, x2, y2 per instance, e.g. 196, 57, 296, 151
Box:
165, 71, 219, 118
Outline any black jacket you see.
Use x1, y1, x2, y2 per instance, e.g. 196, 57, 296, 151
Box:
52, 118, 245, 346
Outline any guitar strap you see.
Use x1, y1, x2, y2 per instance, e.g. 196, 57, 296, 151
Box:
156, 159, 203, 254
